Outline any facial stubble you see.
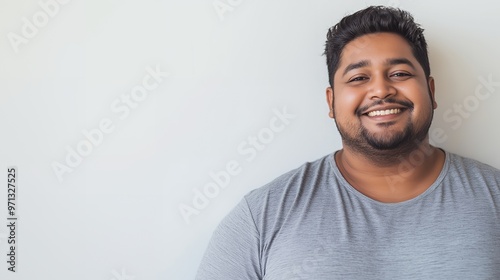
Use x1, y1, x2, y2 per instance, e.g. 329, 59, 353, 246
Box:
333, 94, 434, 165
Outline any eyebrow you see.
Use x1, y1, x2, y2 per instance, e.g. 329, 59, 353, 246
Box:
342, 57, 417, 77
342, 60, 369, 76
386, 58, 416, 70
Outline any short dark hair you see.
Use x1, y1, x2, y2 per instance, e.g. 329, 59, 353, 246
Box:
324, 6, 430, 87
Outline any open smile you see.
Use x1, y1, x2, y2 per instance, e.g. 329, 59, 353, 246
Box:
366, 108, 404, 117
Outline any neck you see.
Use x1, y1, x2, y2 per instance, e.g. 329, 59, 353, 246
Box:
335, 141, 445, 202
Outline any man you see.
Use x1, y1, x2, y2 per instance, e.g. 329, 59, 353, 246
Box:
196, 6, 500, 279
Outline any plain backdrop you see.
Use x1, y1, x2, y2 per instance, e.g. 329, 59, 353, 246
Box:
0, 0, 499, 279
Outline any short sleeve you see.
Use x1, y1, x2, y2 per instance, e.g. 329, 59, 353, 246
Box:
195, 198, 262, 280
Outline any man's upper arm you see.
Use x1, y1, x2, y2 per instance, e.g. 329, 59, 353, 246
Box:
196, 198, 262, 280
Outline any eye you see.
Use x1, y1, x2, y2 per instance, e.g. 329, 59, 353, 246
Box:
348, 76, 369, 83
390, 72, 413, 79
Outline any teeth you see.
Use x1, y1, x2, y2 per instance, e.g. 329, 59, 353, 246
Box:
367, 108, 401, 117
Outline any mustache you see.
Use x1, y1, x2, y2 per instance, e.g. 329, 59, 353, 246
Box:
356, 97, 414, 116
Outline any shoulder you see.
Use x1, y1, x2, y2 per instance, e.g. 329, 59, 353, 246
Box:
244, 153, 334, 202
445, 151, 500, 193
238, 153, 336, 225
447, 151, 500, 177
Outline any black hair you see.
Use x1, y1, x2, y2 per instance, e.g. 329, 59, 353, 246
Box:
324, 6, 430, 87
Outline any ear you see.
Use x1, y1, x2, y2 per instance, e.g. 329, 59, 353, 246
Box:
326, 87, 335, 118
428, 76, 437, 109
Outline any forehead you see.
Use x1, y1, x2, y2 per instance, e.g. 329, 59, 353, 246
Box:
336, 32, 417, 74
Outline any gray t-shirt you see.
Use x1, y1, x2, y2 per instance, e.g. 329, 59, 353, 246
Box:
196, 151, 500, 279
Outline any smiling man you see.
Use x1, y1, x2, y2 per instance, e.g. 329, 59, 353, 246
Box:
196, 6, 500, 279
326, 31, 445, 203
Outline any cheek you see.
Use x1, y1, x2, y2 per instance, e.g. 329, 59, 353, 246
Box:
334, 89, 364, 115
398, 82, 433, 104
397, 84, 434, 120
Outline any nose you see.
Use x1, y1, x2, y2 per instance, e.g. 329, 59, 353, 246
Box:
369, 75, 396, 100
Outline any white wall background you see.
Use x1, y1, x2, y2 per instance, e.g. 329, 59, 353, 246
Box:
0, 0, 499, 279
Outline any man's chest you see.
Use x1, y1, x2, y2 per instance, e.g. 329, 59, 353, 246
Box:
260, 208, 500, 279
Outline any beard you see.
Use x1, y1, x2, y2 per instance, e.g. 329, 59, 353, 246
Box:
360, 118, 415, 150
333, 98, 434, 163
